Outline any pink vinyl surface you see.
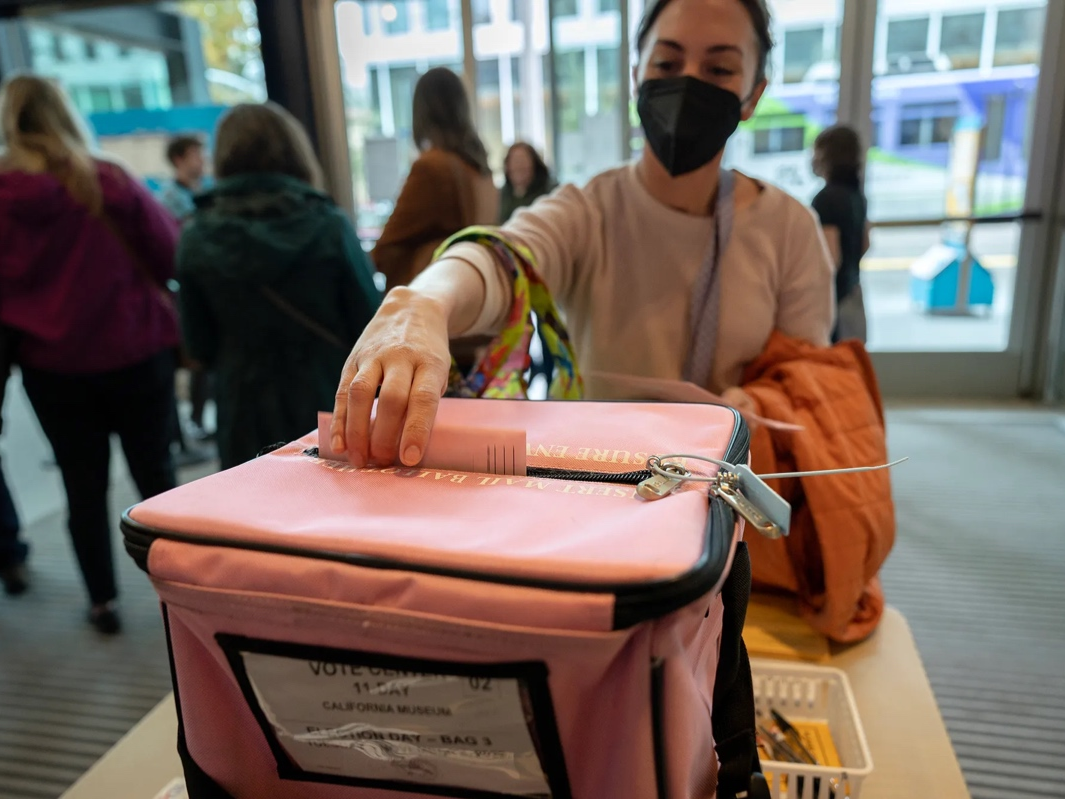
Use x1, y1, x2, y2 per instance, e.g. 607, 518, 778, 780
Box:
131, 400, 741, 587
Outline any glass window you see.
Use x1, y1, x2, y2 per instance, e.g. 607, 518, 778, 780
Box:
548, 0, 626, 188
477, 57, 500, 90
554, 0, 579, 18
724, 0, 842, 203
426, 0, 451, 30
783, 27, 823, 84
886, 17, 929, 70
472, 0, 492, 25
121, 85, 146, 109
88, 85, 114, 112
994, 6, 1046, 67
335, 0, 467, 243
389, 65, 421, 135
940, 13, 984, 70
898, 103, 958, 146
59, 33, 86, 61
596, 46, 620, 119
982, 94, 1006, 162
14, 3, 265, 188
554, 50, 585, 135
597, 0, 621, 12
751, 118, 806, 154
381, 2, 411, 35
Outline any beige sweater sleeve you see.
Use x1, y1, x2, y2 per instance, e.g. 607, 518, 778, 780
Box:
443, 184, 601, 336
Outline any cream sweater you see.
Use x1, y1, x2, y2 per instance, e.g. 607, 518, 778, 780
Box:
449, 163, 834, 394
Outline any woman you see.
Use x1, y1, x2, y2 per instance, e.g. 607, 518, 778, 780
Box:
331, 0, 833, 467
177, 103, 381, 470
0, 76, 180, 633
499, 142, 557, 223
372, 67, 499, 291
811, 124, 870, 343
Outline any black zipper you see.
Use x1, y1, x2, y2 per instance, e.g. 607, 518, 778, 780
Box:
126, 408, 750, 630
301, 406, 751, 487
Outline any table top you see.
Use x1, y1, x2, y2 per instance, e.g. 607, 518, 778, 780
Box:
60, 607, 970, 799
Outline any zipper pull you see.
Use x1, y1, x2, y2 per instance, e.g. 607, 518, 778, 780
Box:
711, 472, 784, 540
637, 462, 689, 501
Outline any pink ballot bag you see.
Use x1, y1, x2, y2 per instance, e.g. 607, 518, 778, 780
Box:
122, 399, 770, 799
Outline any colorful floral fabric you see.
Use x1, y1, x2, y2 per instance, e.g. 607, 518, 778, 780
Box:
438, 227, 582, 400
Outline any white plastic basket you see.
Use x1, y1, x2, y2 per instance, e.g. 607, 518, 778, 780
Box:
750, 659, 873, 799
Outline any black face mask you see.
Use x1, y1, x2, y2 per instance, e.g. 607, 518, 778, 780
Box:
637, 77, 743, 177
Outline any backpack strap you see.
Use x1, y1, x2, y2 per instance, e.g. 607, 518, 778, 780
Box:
712, 541, 771, 799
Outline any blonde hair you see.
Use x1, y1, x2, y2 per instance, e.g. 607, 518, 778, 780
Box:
0, 74, 101, 213
213, 102, 325, 192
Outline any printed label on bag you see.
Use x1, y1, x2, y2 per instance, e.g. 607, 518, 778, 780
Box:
237, 650, 554, 797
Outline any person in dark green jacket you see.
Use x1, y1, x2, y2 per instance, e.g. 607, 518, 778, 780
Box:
177, 102, 381, 469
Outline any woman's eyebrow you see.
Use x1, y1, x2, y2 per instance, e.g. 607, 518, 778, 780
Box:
654, 40, 743, 57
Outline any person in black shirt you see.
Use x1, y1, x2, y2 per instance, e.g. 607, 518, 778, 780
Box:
811, 125, 870, 343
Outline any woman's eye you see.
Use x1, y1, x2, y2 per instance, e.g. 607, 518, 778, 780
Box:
653, 61, 679, 72
709, 67, 736, 78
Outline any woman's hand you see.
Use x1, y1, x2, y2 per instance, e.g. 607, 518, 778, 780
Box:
720, 386, 761, 434
330, 287, 453, 467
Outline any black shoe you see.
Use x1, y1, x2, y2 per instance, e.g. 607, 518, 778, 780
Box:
88, 604, 122, 635
1, 563, 29, 595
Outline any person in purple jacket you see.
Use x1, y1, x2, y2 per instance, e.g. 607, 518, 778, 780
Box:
0, 75, 181, 634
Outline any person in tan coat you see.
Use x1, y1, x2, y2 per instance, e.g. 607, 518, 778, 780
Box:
372, 67, 499, 292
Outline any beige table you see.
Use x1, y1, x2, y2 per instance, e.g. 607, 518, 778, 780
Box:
61, 607, 968, 799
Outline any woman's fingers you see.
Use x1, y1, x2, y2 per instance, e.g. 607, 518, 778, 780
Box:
399, 361, 449, 466
330, 288, 453, 466
342, 359, 383, 467
369, 360, 415, 466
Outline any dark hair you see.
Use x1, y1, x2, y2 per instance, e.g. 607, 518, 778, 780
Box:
213, 102, 324, 191
814, 124, 863, 185
166, 134, 204, 166
635, 0, 773, 85
412, 67, 491, 176
503, 142, 550, 189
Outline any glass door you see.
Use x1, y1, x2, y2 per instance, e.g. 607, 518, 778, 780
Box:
723, 0, 845, 204
858, 0, 1061, 396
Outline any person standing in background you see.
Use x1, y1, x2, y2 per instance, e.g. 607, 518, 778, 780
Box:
0, 75, 181, 633
177, 102, 381, 469
499, 142, 557, 223
161, 133, 215, 449
811, 124, 870, 344
160, 134, 206, 222
371, 66, 499, 374
372, 67, 499, 291
499, 142, 559, 389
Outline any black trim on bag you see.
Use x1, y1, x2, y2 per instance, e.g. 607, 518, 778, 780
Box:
215, 635, 571, 799
651, 659, 668, 799
121, 403, 749, 630
162, 604, 237, 799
